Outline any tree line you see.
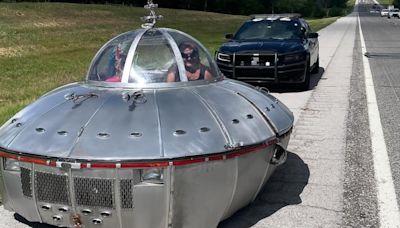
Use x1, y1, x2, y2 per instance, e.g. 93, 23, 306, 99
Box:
1, 0, 351, 18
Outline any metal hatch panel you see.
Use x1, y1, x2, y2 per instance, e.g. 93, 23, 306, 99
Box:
0, 83, 83, 148
192, 85, 275, 146
71, 90, 162, 160
157, 88, 228, 158
218, 80, 294, 135
6, 86, 112, 158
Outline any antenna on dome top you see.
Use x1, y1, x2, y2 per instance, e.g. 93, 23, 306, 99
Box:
141, 0, 163, 29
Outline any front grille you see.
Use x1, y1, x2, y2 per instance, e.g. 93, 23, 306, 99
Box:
20, 167, 147, 210
20, 167, 32, 198
35, 171, 70, 205
235, 68, 275, 79
235, 54, 276, 67
120, 179, 134, 209
74, 177, 114, 208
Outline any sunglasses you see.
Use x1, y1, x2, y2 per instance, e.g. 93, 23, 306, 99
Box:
181, 51, 198, 60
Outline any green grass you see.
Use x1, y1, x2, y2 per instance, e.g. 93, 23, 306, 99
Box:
346, 0, 357, 13
308, 17, 339, 31
377, 0, 394, 5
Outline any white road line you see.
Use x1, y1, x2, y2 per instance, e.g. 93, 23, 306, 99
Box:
358, 10, 400, 228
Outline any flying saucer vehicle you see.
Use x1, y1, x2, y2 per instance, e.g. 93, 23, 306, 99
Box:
0, 2, 294, 228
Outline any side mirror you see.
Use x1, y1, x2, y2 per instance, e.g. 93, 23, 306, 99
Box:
308, 32, 319, 38
225, 34, 233, 39
300, 27, 306, 35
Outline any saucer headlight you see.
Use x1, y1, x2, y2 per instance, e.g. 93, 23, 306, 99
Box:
141, 168, 164, 184
4, 158, 20, 171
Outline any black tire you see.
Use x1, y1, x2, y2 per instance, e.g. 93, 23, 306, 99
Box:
311, 57, 319, 74
300, 66, 310, 91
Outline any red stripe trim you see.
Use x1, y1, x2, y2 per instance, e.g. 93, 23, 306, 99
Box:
0, 152, 18, 160
48, 161, 57, 167
0, 138, 277, 169
208, 155, 224, 161
172, 158, 205, 166
18, 156, 48, 165
120, 162, 169, 168
89, 163, 117, 168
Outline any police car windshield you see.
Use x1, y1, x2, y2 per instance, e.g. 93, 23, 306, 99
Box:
234, 20, 301, 40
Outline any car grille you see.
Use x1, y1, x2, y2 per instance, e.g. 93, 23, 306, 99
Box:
20, 169, 141, 209
234, 54, 276, 66
235, 68, 276, 80
217, 53, 307, 82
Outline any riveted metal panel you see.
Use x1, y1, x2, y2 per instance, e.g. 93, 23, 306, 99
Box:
157, 88, 228, 158
171, 159, 237, 228
192, 85, 275, 146
131, 182, 168, 228
2, 162, 41, 223
0, 83, 82, 149
218, 80, 294, 135
224, 147, 273, 218
71, 90, 162, 160
7, 86, 112, 158
35, 171, 70, 205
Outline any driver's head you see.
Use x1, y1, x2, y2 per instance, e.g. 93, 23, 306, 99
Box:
179, 42, 200, 73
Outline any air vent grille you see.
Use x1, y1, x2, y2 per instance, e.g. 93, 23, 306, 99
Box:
35, 171, 70, 205
74, 177, 114, 208
20, 167, 32, 197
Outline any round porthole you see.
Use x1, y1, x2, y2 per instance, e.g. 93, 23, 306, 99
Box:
199, 127, 210, 133
57, 131, 68, 136
130, 132, 143, 138
36, 128, 45, 133
97, 132, 110, 139
246, 114, 253, 119
174, 130, 186, 136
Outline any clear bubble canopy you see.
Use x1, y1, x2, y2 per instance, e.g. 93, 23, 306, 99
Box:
87, 28, 222, 86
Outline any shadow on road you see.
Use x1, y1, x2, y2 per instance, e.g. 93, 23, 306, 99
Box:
14, 214, 55, 228
218, 151, 310, 228
310, 67, 325, 90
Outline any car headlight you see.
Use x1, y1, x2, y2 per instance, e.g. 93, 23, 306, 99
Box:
216, 52, 231, 63
141, 168, 163, 184
283, 53, 306, 63
3, 158, 20, 171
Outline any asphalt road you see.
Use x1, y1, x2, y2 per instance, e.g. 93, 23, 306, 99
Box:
2, 1, 400, 228
360, 0, 400, 214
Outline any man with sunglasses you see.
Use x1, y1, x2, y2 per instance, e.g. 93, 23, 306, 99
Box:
167, 41, 213, 82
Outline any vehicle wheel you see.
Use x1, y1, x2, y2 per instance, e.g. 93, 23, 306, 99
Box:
311, 57, 319, 74
300, 66, 310, 91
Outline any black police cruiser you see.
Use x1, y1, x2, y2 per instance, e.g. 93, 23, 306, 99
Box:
216, 14, 319, 90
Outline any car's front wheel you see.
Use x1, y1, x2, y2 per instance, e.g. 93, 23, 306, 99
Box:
300, 65, 310, 91
311, 57, 319, 74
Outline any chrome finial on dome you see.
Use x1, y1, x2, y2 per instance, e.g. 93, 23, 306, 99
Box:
141, 0, 163, 29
